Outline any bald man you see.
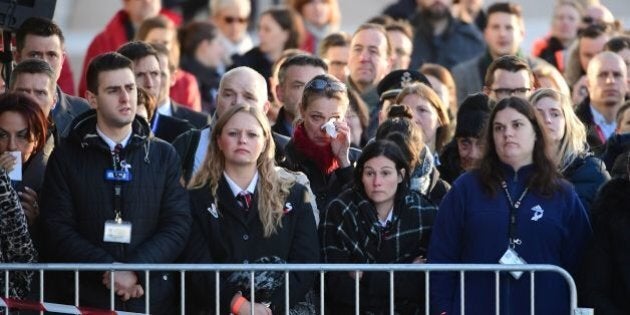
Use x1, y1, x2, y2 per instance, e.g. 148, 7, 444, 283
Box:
576, 51, 629, 153
174, 67, 280, 182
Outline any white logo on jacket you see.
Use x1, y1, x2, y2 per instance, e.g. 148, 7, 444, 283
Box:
207, 203, 219, 218
530, 205, 544, 221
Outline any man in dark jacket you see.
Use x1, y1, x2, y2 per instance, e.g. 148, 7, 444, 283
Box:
40, 52, 191, 314
15, 17, 91, 138
408, 0, 485, 70
575, 51, 628, 154
117, 41, 206, 143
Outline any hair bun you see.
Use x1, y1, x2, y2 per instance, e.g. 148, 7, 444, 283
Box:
387, 104, 413, 120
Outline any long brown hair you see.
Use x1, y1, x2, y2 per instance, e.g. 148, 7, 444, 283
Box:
478, 97, 560, 197
189, 105, 295, 237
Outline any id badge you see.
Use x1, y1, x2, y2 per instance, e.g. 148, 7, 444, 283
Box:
105, 169, 132, 182
499, 247, 527, 280
103, 220, 132, 243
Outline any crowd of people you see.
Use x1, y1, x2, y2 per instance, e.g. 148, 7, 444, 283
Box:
0, 0, 629, 314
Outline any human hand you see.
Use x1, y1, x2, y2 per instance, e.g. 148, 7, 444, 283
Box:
102, 271, 144, 300
18, 186, 39, 226
330, 119, 351, 167
0, 152, 17, 173
348, 271, 363, 280
412, 255, 427, 264
232, 293, 272, 315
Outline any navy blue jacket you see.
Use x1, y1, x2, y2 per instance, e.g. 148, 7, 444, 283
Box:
428, 164, 591, 315
561, 154, 609, 214
409, 14, 485, 70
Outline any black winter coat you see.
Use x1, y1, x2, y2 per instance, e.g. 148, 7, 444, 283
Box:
561, 154, 610, 214
40, 110, 191, 313
181, 176, 319, 314
281, 139, 361, 215
579, 177, 630, 315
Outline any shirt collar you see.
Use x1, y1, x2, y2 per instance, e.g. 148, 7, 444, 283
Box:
157, 99, 172, 116
378, 207, 394, 227
590, 104, 617, 139
96, 126, 132, 151
223, 171, 259, 197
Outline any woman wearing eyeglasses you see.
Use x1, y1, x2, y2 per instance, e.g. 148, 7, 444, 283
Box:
429, 97, 591, 315
321, 140, 437, 314
0, 93, 49, 228
530, 88, 609, 213
184, 105, 319, 315
282, 74, 360, 217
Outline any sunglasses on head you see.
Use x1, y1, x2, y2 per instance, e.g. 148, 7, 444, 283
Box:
224, 16, 248, 24
305, 78, 347, 92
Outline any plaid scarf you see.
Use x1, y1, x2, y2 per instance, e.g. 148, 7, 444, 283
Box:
321, 188, 438, 264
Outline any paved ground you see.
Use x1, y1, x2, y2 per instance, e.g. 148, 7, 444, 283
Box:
53, 0, 630, 85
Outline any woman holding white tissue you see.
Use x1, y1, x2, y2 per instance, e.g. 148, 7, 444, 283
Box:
282, 74, 361, 220
0, 93, 49, 227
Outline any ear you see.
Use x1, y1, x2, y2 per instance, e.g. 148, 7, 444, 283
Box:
86, 90, 98, 109
398, 168, 405, 183
262, 100, 271, 115
483, 85, 491, 95
275, 83, 284, 104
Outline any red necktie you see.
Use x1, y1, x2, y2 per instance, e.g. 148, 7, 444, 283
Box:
238, 191, 252, 211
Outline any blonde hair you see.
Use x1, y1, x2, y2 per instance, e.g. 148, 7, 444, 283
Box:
189, 105, 294, 237
394, 82, 452, 152
530, 88, 588, 171
532, 63, 571, 97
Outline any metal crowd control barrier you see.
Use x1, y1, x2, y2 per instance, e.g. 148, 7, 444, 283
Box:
0, 263, 589, 315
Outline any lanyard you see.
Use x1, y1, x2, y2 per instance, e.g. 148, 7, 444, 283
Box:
500, 180, 529, 248
112, 145, 123, 223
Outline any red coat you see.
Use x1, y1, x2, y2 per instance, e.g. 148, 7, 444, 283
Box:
77, 9, 182, 98
59, 58, 75, 96
170, 70, 202, 112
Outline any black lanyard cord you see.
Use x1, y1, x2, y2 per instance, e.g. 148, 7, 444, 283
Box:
112, 145, 124, 222
501, 180, 529, 248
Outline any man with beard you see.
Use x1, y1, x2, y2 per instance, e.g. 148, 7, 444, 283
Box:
576, 51, 628, 154
409, 0, 485, 70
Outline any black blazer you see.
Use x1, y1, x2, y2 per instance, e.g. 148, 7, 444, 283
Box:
181, 177, 319, 314
171, 99, 210, 129
151, 113, 196, 143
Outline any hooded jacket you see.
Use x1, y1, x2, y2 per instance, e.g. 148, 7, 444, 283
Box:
40, 110, 191, 313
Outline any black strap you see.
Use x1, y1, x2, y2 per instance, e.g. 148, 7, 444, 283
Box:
112, 144, 124, 222
501, 181, 529, 248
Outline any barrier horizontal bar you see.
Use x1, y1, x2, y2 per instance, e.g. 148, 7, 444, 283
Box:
0, 263, 572, 274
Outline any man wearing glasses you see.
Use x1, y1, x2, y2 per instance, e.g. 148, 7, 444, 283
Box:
483, 55, 536, 103
210, 0, 254, 68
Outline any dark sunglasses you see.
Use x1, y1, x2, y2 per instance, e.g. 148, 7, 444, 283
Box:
305, 78, 346, 92
224, 16, 248, 24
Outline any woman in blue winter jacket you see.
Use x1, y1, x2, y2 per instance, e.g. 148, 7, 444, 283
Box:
530, 88, 610, 213
428, 97, 592, 315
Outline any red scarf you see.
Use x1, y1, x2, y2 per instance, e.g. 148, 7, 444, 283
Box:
292, 123, 340, 175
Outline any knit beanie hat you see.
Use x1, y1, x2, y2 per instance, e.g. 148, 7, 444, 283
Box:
455, 93, 492, 138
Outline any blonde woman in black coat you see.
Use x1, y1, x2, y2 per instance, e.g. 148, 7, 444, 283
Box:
184, 105, 319, 315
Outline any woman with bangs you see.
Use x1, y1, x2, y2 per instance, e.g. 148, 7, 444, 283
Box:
184, 105, 319, 315
282, 74, 360, 215
530, 88, 609, 212
289, 0, 341, 54
394, 82, 451, 160
0, 93, 49, 227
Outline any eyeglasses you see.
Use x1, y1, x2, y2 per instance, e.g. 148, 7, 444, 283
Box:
491, 87, 531, 98
305, 78, 347, 92
223, 16, 248, 24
